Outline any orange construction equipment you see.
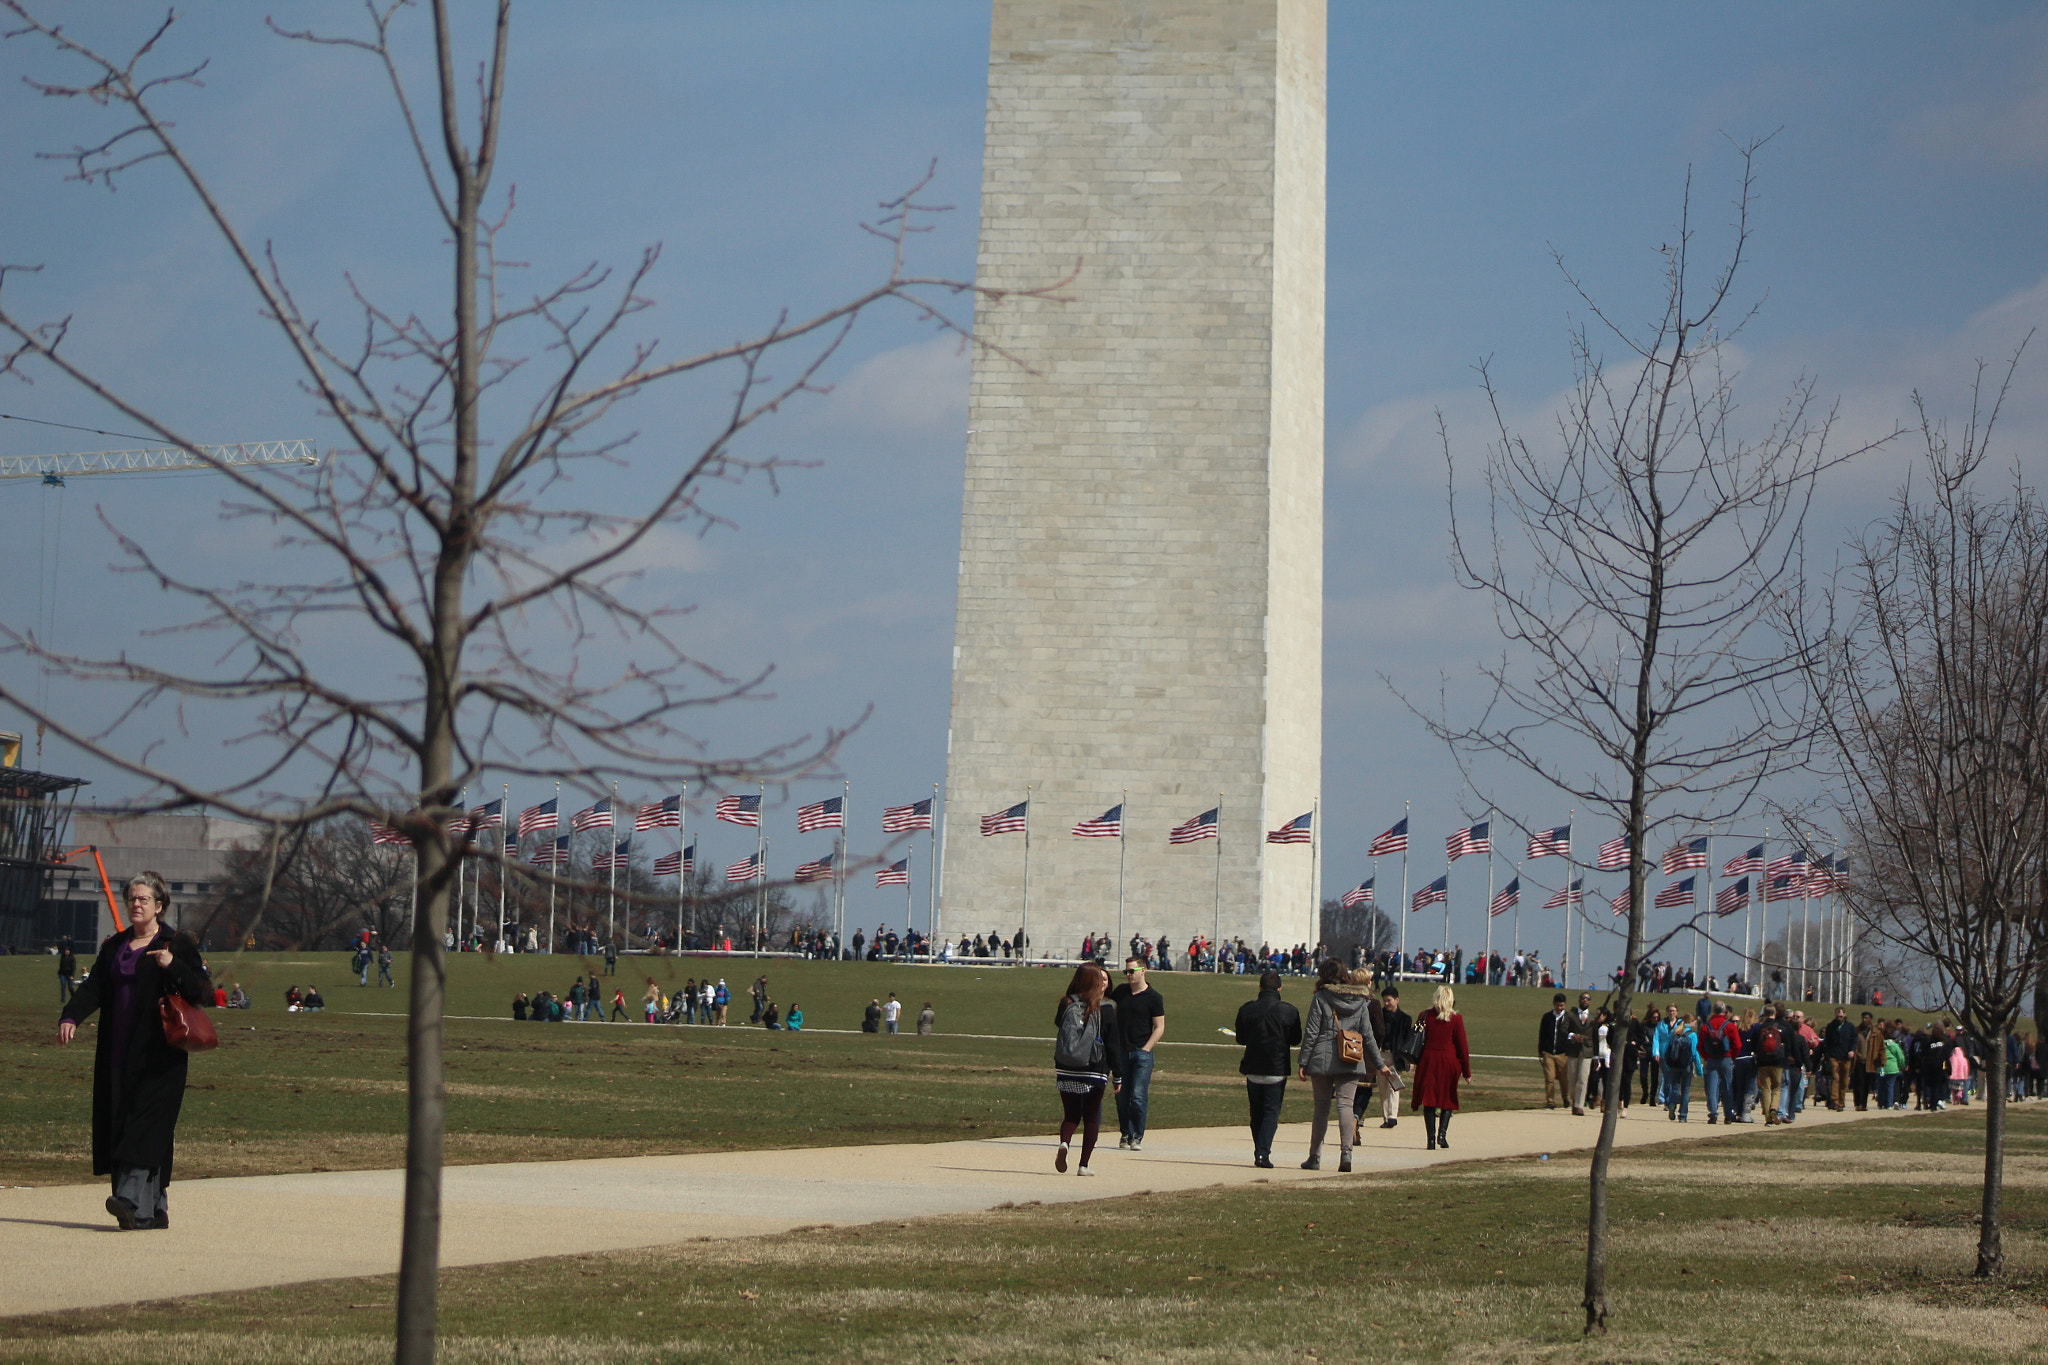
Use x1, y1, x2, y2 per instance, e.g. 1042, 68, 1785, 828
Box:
50, 845, 125, 933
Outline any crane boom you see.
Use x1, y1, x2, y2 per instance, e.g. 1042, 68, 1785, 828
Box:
0, 439, 319, 481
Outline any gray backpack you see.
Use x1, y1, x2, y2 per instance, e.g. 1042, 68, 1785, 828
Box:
1054, 999, 1105, 1071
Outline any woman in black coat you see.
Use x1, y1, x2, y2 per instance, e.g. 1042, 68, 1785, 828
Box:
57, 870, 212, 1230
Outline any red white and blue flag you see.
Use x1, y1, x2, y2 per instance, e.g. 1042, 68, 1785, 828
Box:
1662, 838, 1709, 874
636, 794, 682, 831
726, 852, 763, 883
1611, 888, 1633, 917
796, 796, 844, 833
1411, 875, 1448, 912
1715, 877, 1749, 915
1767, 848, 1810, 881
1267, 811, 1314, 845
716, 793, 762, 828
593, 838, 630, 872
1543, 879, 1583, 909
1765, 872, 1803, 902
531, 836, 569, 867
1655, 877, 1695, 909
1597, 833, 1633, 870
981, 801, 1028, 836
653, 845, 690, 878
468, 798, 504, 830
1169, 807, 1218, 844
881, 798, 933, 833
572, 797, 612, 832
1072, 804, 1124, 838
876, 858, 910, 887
1446, 821, 1490, 861
519, 798, 558, 835
1527, 825, 1571, 859
1723, 843, 1765, 878
794, 852, 836, 883
1368, 818, 1409, 857
1490, 877, 1520, 917
1340, 879, 1374, 909
370, 819, 407, 845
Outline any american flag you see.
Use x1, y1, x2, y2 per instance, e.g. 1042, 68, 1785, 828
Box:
653, 844, 692, 878
369, 819, 408, 845
592, 838, 630, 872
1723, 843, 1765, 878
469, 798, 504, 830
876, 858, 910, 887
1490, 877, 1520, 917
1340, 879, 1374, 909
981, 801, 1028, 836
1597, 833, 1633, 870
504, 831, 519, 860
1610, 888, 1633, 917
530, 836, 569, 867
881, 798, 933, 833
716, 792, 762, 827
1411, 875, 1448, 911
796, 796, 844, 833
1169, 807, 1219, 844
519, 798, 558, 835
1527, 825, 1571, 859
794, 853, 835, 883
1446, 821, 1491, 861
440, 802, 469, 834
572, 797, 612, 832
1655, 876, 1695, 908
1766, 848, 1810, 881
1765, 872, 1803, 902
726, 852, 762, 883
1267, 811, 1314, 845
1543, 879, 1583, 908
1715, 877, 1749, 915
1368, 818, 1409, 857
1662, 837, 1708, 874
636, 794, 682, 831
1807, 856, 1846, 894
1072, 803, 1123, 838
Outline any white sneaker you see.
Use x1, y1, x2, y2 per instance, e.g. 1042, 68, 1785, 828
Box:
1127, 1140, 1142, 1152
1075, 1165, 1096, 1176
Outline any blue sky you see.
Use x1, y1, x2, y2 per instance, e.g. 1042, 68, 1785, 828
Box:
2, 3, 2043, 963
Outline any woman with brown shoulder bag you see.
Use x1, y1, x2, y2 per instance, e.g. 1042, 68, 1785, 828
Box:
1297, 958, 1392, 1172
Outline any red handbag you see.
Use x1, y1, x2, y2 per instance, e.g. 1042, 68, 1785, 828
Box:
161, 991, 220, 1053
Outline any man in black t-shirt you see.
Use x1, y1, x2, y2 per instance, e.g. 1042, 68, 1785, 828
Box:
1109, 958, 1168, 1151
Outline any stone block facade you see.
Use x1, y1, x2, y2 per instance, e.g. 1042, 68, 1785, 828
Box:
941, 0, 1324, 960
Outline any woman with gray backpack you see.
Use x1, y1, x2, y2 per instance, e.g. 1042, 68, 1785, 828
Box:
1052, 963, 1126, 1176
1296, 958, 1392, 1171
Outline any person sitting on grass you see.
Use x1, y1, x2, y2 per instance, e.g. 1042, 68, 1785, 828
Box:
227, 984, 249, 1009
786, 1003, 803, 1031
512, 992, 529, 1021
303, 986, 325, 1011
285, 985, 303, 1012
763, 1000, 781, 1030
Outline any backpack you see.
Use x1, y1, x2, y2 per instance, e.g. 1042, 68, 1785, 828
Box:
1054, 998, 1106, 1072
1697, 1020, 1728, 1060
1755, 1022, 1784, 1060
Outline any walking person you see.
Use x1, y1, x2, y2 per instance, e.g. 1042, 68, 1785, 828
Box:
1368, 981, 1410, 1131
1052, 963, 1124, 1176
56, 872, 213, 1230
1412, 984, 1471, 1150
1233, 970, 1302, 1168
1537, 993, 1574, 1110
1662, 1017, 1700, 1122
57, 942, 77, 1005
1297, 958, 1390, 1171
1821, 1006, 1858, 1112
883, 992, 903, 1034
1696, 1000, 1742, 1124
376, 944, 394, 987
1110, 957, 1167, 1151
917, 1002, 935, 1035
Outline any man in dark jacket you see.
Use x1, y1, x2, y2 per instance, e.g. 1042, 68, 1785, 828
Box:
1820, 1006, 1858, 1111
1373, 985, 1413, 1130
1537, 993, 1576, 1111
1233, 971, 1302, 1168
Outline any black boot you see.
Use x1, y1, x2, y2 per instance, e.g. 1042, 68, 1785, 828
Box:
1423, 1107, 1438, 1150
1435, 1111, 1451, 1150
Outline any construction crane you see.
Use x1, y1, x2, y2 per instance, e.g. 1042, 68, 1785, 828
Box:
0, 439, 319, 484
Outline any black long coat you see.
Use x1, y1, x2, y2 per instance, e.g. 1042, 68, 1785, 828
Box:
59, 929, 212, 1180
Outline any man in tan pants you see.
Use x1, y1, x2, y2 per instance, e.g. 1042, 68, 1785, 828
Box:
1538, 993, 1574, 1109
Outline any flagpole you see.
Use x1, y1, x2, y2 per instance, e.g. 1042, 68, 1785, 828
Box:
1799, 854, 1813, 1002
1212, 793, 1223, 973
929, 781, 943, 956
904, 844, 915, 924
1751, 824, 1766, 993
837, 778, 851, 957
498, 784, 509, 952
1309, 797, 1320, 957
676, 782, 687, 952
1368, 858, 1379, 960
1483, 810, 1495, 986
1562, 808, 1575, 990
1510, 861, 1522, 972
1398, 799, 1410, 972
1020, 786, 1032, 966
1701, 829, 1714, 988
548, 782, 559, 953
1116, 789, 1128, 960
754, 780, 766, 958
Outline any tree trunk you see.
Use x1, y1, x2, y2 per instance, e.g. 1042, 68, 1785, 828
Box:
1977, 1039, 2006, 1277
395, 849, 449, 1364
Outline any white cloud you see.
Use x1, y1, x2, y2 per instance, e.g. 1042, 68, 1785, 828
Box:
819, 333, 971, 437
1899, 35, 2048, 170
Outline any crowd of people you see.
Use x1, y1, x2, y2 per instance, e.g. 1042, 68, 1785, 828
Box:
1534, 992, 2046, 1120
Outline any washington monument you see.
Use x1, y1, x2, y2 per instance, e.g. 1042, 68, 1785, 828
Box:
941, 0, 1326, 959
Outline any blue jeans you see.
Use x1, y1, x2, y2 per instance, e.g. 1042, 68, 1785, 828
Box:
1117, 1049, 1156, 1142
1702, 1057, 1735, 1120
1245, 1080, 1286, 1159
1663, 1065, 1691, 1119
1780, 1068, 1805, 1120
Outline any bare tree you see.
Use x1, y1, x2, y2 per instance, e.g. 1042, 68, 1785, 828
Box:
1424, 143, 1882, 1332
0, 6, 1042, 1360
1802, 347, 2048, 1277
199, 817, 414, 950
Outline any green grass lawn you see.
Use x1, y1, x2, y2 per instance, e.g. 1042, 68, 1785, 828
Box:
0, 1104, 2041, 1364
0, 952, 1969, 1186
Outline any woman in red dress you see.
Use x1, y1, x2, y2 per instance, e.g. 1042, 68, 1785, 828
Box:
1411, 984, 1472, 1150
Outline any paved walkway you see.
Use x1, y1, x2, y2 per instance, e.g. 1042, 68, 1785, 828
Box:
0, 1101, 1910, 1316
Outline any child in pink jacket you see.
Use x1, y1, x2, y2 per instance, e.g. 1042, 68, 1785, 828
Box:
1949, 1040, 1973, 1106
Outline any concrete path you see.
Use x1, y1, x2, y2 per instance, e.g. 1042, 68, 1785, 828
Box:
0, 1101, 1909, 1317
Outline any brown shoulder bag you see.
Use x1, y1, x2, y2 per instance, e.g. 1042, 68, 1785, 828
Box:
161, 991, 220, 1053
